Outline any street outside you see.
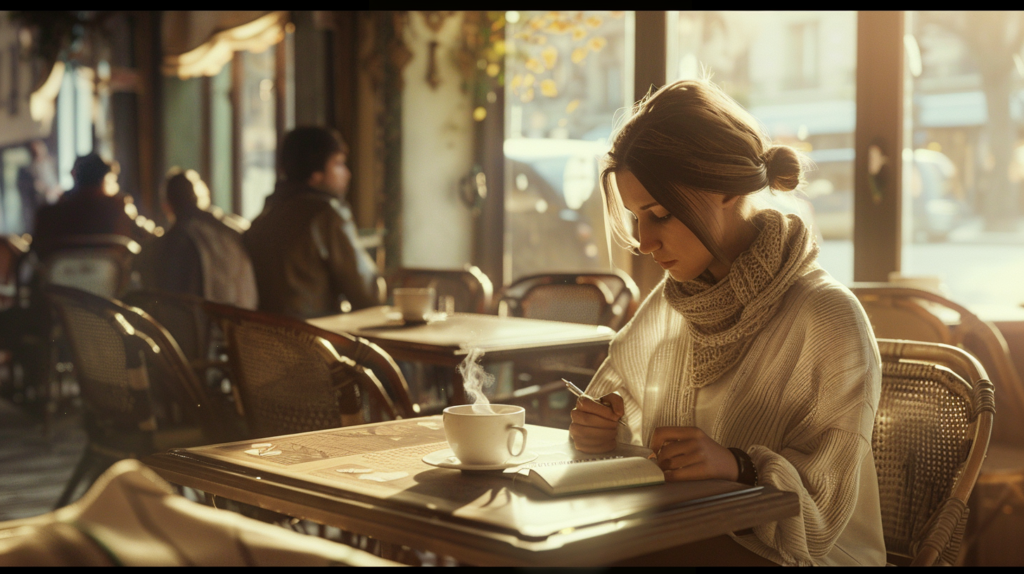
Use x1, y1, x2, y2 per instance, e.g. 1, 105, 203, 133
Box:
819, 237, 1024, 308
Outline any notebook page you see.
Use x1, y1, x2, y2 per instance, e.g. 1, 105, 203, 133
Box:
529, 456, 665, 496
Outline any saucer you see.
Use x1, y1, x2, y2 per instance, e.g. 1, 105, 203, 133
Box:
422, 448, 538, 471
384, 309, 448, 325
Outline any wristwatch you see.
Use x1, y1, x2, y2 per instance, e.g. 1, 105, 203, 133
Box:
729, 447, 759, 486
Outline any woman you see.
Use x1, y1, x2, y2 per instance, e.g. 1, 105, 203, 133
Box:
569, 80, 885, 566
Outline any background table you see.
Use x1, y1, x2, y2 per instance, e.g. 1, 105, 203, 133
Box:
143, 418, 799, 567
309, 307, 616, 404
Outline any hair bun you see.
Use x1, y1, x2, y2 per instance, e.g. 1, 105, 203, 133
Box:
763, 145, 802, 192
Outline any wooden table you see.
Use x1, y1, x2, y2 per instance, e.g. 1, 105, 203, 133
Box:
143, 418, 799, 567
309, 307, 617, 404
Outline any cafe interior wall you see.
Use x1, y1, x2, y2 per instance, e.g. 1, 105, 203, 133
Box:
399, 12, 474, 268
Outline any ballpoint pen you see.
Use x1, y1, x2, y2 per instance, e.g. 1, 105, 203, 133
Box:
563, 379, 627, 426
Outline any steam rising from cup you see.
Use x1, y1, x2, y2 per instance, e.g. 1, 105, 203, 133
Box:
457, 348, 495, 414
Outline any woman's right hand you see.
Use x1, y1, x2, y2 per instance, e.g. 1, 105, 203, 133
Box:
569, 392, 625, 453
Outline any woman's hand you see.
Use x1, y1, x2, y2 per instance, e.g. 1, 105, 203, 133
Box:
568, 392, 625, 453
649, 426, 739, 482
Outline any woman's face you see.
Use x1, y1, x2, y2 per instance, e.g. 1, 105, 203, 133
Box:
615, 170, 718, 282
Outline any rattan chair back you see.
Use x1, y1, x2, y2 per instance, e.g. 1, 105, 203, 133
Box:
121, 290, 211, 365
387, 265, 494, 314
498, 271, 639, 329
45, 285, 220, 438
874, 339, 994, 566
35, 234, 141, 299
45, 285, 229, 506
852, 284, 1024, 445
204, 302, 414, 438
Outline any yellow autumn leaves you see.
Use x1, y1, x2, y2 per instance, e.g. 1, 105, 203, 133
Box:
509, 11, 611, 105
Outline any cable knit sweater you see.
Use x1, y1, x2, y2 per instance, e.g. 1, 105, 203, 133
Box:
585, 268, 886, 566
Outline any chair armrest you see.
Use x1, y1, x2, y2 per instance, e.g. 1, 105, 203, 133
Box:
911, 497, 969, 566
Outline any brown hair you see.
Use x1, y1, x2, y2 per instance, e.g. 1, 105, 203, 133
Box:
601, 79, 804, 262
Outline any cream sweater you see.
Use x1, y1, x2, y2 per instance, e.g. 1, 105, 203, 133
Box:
586, 267, 886, 566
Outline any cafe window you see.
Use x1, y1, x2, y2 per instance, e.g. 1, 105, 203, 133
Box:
902, 11, 1024, 306
502, 11, 630, 283
666, 11, 858, 284
238, 45, 278, 222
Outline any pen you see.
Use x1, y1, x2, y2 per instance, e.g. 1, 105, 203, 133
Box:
563, 379, 627, 426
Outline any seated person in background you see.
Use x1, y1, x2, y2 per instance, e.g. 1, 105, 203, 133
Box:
135, 169, 257, 309
244, 126, 383, 319
33, 152, 150, 248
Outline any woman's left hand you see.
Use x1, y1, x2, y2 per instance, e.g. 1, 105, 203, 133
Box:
648, 426, 739, 482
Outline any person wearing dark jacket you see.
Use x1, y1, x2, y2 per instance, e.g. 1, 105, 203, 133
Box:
136, 169, 258, 309
243, 127, 382, 319
33, 153, 142, 246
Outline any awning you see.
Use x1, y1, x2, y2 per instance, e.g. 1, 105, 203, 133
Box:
162, 11, 289, 79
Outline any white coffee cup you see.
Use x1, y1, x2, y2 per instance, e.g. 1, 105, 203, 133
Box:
442, 404, 528, 466
393, 287, 436, 322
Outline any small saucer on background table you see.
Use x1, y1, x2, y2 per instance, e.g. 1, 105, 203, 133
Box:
383, 308, 448, 325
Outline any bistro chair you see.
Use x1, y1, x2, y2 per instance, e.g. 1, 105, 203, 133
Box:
496, 270, 639, 330
873, 339, 994, 566
33, 234, 141, 299
850, 284, 1024, 444
44, 285, 232, 508
120, 290, 227, 383
23, 235, 143, 418
203, 302, 415, 439
493, 271, 638, 426
386, 265, 494, 314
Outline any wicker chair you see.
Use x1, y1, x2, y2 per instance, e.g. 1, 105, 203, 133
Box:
203, 302, 415, 439
491, 271, 638, 427
874, 339, 994, 566
45, 285, 232, 508
496, 270, 639, 330
33, 234, 141, 299
120, 290, 226, 380
850, 284, 1024, 443
386, 265, 494, 314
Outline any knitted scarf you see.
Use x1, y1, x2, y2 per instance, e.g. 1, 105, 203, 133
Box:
663, 209, 820, 388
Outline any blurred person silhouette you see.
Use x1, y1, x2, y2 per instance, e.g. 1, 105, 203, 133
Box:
134, 169, 257, 308
32, 152, 150, 248
14, 140, 62, 235
243, 127, 382, 319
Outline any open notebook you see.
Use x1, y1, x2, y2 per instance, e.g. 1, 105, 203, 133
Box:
511, 456, 665, 497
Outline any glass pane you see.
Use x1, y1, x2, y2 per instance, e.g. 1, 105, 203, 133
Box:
240, 46, 277, 222
503, 11, 630, 284
210, 65, 233, 212
903, 11, 1024, 306
667, 11, 858, 285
